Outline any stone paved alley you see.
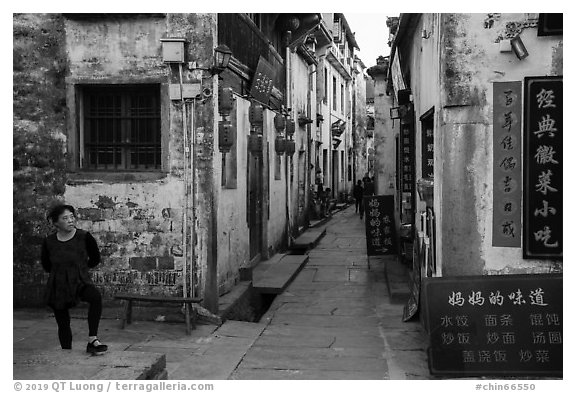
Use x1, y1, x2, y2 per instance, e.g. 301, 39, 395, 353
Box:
230, 206, 429, 379
14, 206, 430, 380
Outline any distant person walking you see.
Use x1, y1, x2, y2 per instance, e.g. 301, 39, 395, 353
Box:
41, 204, 108, 355
359, 178, 375, 219
353, 180, 364, 214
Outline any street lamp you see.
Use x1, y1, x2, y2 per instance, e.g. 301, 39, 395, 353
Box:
212, 44, 232, 75
188, 44, 233, 75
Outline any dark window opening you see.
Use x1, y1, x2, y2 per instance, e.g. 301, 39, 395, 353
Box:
332, 76, 337, 110
83, 85, 161, 171
323, 67, 328, 103
538, 13, 563, 36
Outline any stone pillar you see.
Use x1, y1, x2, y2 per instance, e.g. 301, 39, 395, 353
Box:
367, 57, 395, 196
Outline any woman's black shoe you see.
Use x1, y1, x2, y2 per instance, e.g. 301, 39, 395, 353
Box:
86, 339, 108, 355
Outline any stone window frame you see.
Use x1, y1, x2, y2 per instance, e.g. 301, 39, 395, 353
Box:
66, 79, 170, 182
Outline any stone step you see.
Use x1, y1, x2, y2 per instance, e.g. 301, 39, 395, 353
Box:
13, 346, 166, 380
289, 228, 327, 252
253, 255, 310, 294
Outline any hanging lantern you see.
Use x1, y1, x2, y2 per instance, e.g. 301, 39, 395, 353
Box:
285, 140, 296, 157
275, 135, 287, 154
218, 121, 234, 153
274, 113, 286, 133
249, 102, 264, 126
218, 86, 234, 118
286, 120, 296, 137
248, 134, 263, 152
280, 15, 300, 32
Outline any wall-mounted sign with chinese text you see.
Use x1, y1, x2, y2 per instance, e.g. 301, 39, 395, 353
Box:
421, 112, 434, 179
523, 76, 562, 259
493, 82, 522, 248
424, 274, 562, 376
250, 56, 276, 105
364, 195, 397, 256
400, 123, 414, 194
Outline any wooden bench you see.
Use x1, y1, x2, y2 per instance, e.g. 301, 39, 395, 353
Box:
114, 293, 203, 335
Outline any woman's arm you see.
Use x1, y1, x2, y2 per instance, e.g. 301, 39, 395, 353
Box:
86, 232, 101, 268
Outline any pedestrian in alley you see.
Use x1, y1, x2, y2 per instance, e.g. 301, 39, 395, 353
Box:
359, 178, 375, 219
41, 204, 108, 355
353, 180, 364, 214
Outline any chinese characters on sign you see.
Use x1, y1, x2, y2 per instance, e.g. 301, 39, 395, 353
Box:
422, 124, 434, 179
523, 77, 562, 259
424, 274, 562, 376
249, 56, 276, 105
493, 82, 522, 248
400, 124, 414, 194
364, 195, 397, 256
399, 122, 415, 224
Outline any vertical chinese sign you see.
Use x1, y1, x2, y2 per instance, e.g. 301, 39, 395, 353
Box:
493, 82, 522, 247
523, 77, 562, 259
250, 56, 276, 105
364, 195, 397, 256
399, 122, 415, 223
424, 274, 562, 376
421, 116, 434, 179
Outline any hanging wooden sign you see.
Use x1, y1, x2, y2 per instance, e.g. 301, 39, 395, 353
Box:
492, 81, 522, 248
523, 76, 562, 259
250, 56, 276, 105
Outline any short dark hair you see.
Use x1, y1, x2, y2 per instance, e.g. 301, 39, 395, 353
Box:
47, 204, 76, 223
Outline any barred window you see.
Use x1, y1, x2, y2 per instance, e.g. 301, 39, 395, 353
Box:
83, 85, 161, 171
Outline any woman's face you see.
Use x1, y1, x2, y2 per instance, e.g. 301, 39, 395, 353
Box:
54, 209, 76, 232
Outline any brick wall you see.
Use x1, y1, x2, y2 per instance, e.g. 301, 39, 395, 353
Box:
13, 14, 68, 306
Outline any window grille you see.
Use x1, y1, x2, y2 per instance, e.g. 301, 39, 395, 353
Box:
83, 85, 161, 171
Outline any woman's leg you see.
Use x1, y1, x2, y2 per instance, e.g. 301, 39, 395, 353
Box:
53, 308, 72, 349
79, 284, 102, 337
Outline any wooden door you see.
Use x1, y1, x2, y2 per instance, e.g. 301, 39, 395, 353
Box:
248, 151, 263, 260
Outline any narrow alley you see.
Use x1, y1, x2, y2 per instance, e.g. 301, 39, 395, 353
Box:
12, 12, 563, 382
230, 206, 428, 379
13, 206, 430, 380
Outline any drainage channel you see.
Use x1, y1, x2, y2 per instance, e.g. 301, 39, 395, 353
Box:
226, 249, 309, 323
224, 287, 278, 323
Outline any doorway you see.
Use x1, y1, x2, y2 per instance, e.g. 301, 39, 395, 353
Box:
248, 150, 263, 261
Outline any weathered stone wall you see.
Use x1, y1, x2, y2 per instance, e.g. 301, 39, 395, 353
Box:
290, 53, 312, 230
63, 14, 217, 300
437, 13, 563, 276
370, 71, 395, 197
13, 14, 69, 306
215, 97, 250, 294
353, 73, 367, 183
13, 13, 225, 307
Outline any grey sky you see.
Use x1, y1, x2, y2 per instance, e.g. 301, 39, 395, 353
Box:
344, 13, 396, 69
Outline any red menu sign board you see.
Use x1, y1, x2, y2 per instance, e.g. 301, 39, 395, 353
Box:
492, 82, 522, 247
523, 76, 562, 259
424, 274, 562, 377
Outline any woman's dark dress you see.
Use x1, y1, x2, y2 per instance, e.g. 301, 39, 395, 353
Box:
41, 229, 100, 310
